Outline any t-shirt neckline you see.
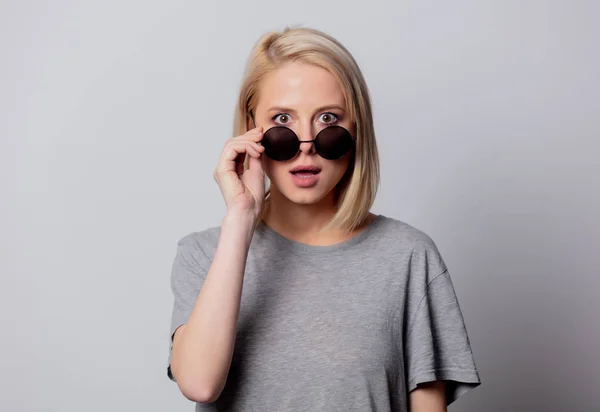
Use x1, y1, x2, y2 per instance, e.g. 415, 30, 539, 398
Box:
255, 214, 385, 254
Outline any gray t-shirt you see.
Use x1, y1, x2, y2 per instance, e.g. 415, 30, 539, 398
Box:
167, 214, 481, 411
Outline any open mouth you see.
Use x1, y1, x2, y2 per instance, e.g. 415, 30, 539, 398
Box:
290, 170, 321, 178
289, 166, 321, 187
289, 165, 322, 177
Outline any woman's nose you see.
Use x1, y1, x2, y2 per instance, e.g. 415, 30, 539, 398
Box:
297, 125, 317, 155
298, 140, 316, 155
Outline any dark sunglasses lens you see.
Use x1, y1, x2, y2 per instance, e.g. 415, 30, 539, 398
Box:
315, 126, 354, 160
261, 127, 299, 161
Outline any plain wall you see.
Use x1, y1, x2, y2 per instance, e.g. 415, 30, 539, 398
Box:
1, 1, 598, 411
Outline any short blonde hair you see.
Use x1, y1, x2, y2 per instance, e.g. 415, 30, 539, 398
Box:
233, 26, 380, 233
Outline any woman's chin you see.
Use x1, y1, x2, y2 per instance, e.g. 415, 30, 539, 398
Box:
267, 173, 340, 206
277, 186, 331, 206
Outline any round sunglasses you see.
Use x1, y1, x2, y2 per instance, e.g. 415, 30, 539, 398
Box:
248, 110, 356, 161
259, 125, 356, 161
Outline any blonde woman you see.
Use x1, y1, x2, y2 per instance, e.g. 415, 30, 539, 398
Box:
167, 27, 481, 412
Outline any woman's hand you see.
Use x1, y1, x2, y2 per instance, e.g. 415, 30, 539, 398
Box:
213, 126, 266, 219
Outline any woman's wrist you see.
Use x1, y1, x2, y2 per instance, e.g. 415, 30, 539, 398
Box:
222, 211, 258, 245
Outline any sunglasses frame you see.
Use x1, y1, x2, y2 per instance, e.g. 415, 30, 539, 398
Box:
249, 110, 357, 161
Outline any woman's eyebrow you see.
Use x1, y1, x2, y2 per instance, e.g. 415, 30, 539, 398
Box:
266, 105, 346, 114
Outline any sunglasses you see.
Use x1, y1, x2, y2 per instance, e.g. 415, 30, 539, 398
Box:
249, 112, 356, 161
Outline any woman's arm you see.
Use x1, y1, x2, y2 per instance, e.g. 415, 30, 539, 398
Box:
409, 381, 447, 412
169, 212, 256, 403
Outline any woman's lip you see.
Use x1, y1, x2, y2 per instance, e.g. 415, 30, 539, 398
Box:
290, 171, 320, 187
290, 166, 322, 173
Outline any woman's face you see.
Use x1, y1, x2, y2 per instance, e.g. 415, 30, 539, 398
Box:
253, 61, 355, 206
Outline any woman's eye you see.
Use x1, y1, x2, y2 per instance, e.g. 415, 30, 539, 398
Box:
319, 112, 339, 124
273, 114, 291, 124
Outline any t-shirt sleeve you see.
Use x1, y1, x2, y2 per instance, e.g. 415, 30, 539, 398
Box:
167, 234, 211, 382
404, 269, 482, 405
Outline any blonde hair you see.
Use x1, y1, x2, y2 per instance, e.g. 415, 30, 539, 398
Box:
233, 26, 380, 233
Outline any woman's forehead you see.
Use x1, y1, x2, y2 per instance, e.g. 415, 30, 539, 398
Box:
257, 62, 346, 112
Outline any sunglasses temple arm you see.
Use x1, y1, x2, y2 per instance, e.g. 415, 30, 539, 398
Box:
249, 110, 257, 128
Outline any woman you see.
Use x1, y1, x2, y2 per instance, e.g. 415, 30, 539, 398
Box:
167, 27, 481, 411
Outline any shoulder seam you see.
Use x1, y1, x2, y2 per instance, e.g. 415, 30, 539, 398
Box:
178, 234, 211, 274
405, 269, 449, 339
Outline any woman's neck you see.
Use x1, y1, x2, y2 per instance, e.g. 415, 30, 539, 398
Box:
261, 189, 372, 246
